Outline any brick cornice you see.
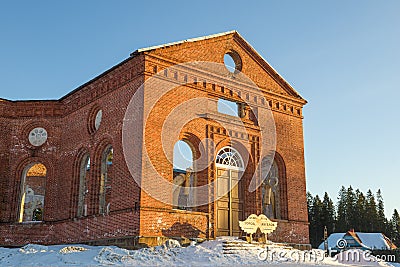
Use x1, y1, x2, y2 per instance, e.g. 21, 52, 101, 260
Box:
144, 54, 306, 106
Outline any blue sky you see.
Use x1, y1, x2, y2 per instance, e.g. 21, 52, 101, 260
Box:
1, 1, 399, 218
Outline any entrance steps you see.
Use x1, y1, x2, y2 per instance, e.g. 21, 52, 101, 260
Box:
218, 236, 294, 254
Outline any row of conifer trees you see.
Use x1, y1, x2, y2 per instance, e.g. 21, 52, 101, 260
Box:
307, 186, 400, 248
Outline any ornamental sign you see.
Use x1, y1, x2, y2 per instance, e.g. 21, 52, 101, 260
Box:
239, 214, 278, 235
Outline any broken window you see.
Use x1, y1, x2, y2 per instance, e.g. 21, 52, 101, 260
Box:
261, 160, 280, 219
99, 146, 113, 214
77, 154, 90, 217
19, 163, 47, 222
217, 99, 239, 117
172, 140, 195, 210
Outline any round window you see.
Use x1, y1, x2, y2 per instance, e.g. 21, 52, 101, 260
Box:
223, 51, 242, 73
28, 127, 48, 147
224, 54, 236, 73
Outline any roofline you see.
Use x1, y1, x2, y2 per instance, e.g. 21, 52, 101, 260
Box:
59, 56, 134, 101
131, 30, 237, 55
2, 30, 306, 103
0, 98, 59, 103
1, 55, 137, 103
131, 30, 306, 102
231, 32, 306, 101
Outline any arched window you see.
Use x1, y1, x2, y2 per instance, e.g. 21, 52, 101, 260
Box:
19, 163, 47, 222
215, 147, 244, 170
261, 160, 280, 219
99, 146, 113, 214
172, 140, 194, 210
77, 154, 90, 217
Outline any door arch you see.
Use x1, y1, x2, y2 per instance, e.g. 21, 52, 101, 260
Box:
215, 147, 244, 236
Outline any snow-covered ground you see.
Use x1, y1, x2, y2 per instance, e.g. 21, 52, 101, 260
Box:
0, 238, 398, 266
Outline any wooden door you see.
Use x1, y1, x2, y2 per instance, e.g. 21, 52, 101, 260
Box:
216, 168, 243, 236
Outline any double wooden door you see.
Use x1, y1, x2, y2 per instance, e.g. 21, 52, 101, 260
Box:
216, 168, 243, 236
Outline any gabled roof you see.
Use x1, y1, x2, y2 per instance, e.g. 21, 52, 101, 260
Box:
318, 232, 397, 250
135, 30, 237, 53
346, 230, 364, 247
132, 31, 305, 102
1, 31, 305, 103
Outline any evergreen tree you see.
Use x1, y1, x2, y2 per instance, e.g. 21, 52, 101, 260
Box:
307, 191, 314, 242
336, 186, 348, 232
354, 190, 367, 231
307, 192, 313, 217
365, 190, 378, 232
309, 195, 324, 248
321, 192, 336, 234
390, 209, 400, 247
346, 186, 356, 230
307, 188, 397, 248
376, 189, 387, 234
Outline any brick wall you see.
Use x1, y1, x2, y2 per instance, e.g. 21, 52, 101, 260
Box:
0, 31, 309, 246
0, 55, 144, 245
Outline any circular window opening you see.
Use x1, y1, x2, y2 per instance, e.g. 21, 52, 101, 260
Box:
224, 54, 236, 73
28, 127, 48, 147
224, 51, 242, 74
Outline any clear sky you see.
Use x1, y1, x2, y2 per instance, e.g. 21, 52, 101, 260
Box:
1, 1, 399, 218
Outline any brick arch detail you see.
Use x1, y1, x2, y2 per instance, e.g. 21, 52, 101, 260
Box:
19, 119, 53, 149
90, 138, 113, 215
13, 156, 53, 222
214, 138, 255, 171
87, 104, 102, 135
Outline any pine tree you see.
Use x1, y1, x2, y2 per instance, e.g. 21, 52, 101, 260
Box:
307, 192, 316, 247
390, 209, 400, 247
307, 191, 314, 241
354, 190, 367, 231
307, 192, 313, 217
321, 192, 336, 234
346, 186, 356, 230
376, 189, 387, 234
336, 186, 348, 232
309, 195, 324, 248
307, 187, 396, 248
365, 190, 378, 232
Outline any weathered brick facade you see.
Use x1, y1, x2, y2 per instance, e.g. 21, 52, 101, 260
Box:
0, 31, 309, 248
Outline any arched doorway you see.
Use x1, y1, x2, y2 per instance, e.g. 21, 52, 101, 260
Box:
260, 153, 288, 220
261, 160, 280, 219
215, 147, 244, 236
172, 140, 195, 210
18, 163, 47, 222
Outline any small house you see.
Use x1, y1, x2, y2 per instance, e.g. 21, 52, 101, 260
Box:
319, 230, 397, 251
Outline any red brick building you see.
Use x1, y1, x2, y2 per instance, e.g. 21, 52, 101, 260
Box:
0, 31, 309, 248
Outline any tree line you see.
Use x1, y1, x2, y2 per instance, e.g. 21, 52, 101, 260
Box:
307, 186, 400, 248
